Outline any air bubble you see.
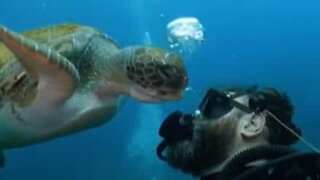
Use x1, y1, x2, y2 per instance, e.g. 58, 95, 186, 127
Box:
166, 17, 204, 54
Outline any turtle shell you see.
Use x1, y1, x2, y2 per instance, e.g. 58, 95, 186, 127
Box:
0, 23, 98, 70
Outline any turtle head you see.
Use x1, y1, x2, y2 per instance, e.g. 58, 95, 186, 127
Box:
125, 46, 188, 102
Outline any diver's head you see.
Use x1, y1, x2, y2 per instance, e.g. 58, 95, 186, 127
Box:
158, 86, 301, 176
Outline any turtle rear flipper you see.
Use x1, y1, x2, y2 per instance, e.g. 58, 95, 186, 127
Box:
0, 24, 79, 108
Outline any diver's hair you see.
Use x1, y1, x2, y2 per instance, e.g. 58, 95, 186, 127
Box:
225, 86, 301, 145
256, 87, 301, 145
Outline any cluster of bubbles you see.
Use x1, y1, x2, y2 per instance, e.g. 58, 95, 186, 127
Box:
127, 104, 166, 178
142, 31, 152, 45
166, 17, 204, 54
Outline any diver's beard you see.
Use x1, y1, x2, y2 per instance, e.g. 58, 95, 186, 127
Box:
164, 117, 237, 176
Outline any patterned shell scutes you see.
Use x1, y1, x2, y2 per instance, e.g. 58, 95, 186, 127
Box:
0, 24, 80, 84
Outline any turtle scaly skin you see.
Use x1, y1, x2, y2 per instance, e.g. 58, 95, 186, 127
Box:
0, 23, 188, 168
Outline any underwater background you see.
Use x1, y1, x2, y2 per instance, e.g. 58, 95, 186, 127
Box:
1, 0, 320, 179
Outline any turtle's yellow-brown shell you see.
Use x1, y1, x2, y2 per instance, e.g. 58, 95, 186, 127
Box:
0, 23, 95, 69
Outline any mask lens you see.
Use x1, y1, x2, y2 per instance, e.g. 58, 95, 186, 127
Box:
198, 89, 233, 119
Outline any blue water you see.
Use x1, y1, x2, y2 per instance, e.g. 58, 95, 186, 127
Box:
1, 0, 320, 179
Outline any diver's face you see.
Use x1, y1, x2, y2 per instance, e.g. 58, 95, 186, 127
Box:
163, 95, 249, 176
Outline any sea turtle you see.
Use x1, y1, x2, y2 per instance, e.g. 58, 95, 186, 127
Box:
0, 23, 188, 168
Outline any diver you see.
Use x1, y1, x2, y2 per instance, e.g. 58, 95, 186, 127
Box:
157, 86, 320, 179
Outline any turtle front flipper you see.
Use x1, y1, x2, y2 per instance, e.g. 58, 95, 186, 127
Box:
0, 24, 80, 108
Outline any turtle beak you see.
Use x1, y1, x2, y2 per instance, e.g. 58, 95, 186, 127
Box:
159, 89, 185, 101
